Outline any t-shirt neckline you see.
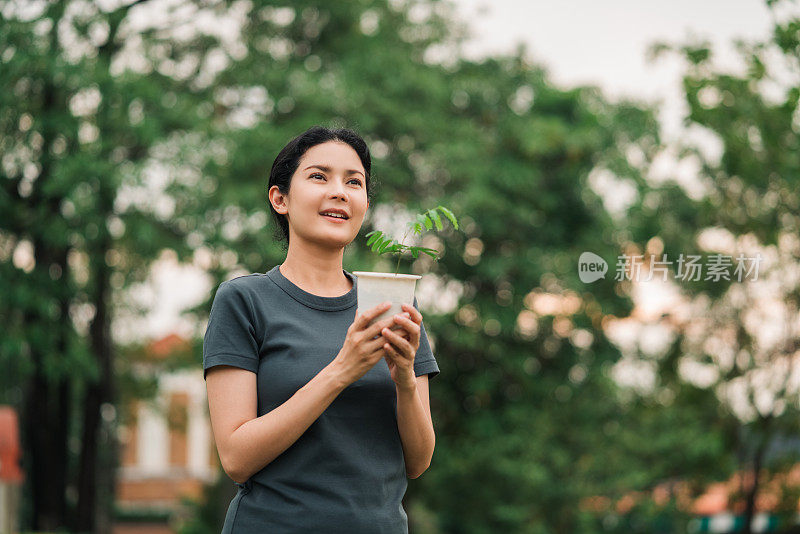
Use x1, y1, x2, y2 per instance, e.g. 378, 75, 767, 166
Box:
266, 265, 357, 311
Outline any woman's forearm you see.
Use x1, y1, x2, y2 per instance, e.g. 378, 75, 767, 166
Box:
395, 382, 435, 478
226, 362, 349, 483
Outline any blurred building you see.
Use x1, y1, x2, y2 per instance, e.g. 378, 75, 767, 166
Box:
0, 405, 24, 534
115, 333, 221, 533
691, 463, 800, 533
586, 463, 800, 533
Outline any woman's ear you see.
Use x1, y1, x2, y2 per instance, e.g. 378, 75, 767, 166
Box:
269, 185, 288, 215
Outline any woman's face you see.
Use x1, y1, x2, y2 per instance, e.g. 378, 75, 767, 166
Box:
271, 141, 369, 249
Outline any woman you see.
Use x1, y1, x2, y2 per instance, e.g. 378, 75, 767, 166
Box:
203, 125, 440, 533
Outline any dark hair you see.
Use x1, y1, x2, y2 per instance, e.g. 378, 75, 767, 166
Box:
267, 125, 376, 250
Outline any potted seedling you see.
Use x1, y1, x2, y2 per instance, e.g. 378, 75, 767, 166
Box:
353, 205, 459, 329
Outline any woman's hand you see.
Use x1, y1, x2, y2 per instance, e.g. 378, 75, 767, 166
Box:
381, 303, 422, 391
333, 302, 400, 387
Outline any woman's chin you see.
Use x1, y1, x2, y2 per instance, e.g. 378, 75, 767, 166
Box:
318, 231, 354, 248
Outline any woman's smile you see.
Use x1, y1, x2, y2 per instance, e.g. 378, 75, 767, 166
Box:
320, 213, 349, 223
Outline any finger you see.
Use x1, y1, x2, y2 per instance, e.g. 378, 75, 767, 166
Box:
383, 340, 412, 366
383, 341, 400, 359
393, 315, 420, 338
371, 342, 393, 361
388, 312, 411, 333
355, 302, 391, 330
391, 316, 419, 347
385, 326, 410, 341
381, 326, 414, 357
366, 313, 400, 339
401, 303, 423, 325
365, 316, 401, 347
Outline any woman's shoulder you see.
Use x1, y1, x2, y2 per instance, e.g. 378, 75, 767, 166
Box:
221, 272, 267, 288
214, 273, 270, 302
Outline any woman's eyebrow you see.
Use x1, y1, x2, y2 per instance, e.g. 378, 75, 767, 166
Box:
303, 164, 364, 177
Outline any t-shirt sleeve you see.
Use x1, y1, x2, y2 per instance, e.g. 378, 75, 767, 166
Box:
412, 296, 440, 381
203, 281, 260, 380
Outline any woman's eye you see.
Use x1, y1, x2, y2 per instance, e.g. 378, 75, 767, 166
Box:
310, 173, 361, 186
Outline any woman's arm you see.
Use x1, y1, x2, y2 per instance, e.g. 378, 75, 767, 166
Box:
395, 374, 435, 478
206, 362, 349, 484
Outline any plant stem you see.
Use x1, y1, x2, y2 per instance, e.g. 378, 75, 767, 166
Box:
394, 226, 412, 276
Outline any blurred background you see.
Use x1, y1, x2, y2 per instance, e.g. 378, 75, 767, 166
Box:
1, 0, 800, 532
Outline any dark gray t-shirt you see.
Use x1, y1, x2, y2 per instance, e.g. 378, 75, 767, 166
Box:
203, 265, 439, 533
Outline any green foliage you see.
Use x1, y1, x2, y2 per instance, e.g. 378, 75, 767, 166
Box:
0, 0, 224, 530
364, 205, 458, 274
365, 229, 439, 258
630, 3, 800, 532
8, 0, 791, 532
174, 475, 237, 534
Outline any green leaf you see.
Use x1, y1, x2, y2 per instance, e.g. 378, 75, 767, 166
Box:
411, 248, 420, 258
428, 209, 443, 230
366, 231, 382, 247
371, 236, 387, 252
413, 223, 423, 234
437, 206, 458, 230
416, 213, 432, 231
378, 239, 393, 253
421, 248, 439, 259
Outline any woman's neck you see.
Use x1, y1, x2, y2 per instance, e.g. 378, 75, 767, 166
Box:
279, 247, 351, 297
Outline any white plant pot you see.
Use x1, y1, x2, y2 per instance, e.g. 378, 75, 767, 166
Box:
352, 271, 422, 331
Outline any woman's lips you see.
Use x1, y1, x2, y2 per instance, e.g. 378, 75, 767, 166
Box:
321, 214, 348, 223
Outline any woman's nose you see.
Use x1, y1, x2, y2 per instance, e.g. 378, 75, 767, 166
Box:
329, 181, 347, 200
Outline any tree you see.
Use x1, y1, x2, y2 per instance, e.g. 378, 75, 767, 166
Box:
624, 1, 800, 531
2, 0, 740, 532
396, 52, 721, 531
0, 0, 224, 530
0, 0, 474, 531
196, 3, 686, 531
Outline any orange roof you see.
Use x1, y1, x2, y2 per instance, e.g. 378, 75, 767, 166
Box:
146, 333, 191, 360
582, 466, 800, 517
0, 405, 24, 483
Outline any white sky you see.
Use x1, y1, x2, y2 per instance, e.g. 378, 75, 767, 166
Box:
456, 0, 776, 138
128, 0, 780, 343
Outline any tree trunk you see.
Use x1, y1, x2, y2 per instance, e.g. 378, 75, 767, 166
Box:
19, 11, 74, 528
72, 5, 141, 527
21, 323, 71, 529
22, 362, 70, 530
97, 421, 122, 534
742, 425, 770, 534
20, 231, 72, 531
76, 256, 115, 534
